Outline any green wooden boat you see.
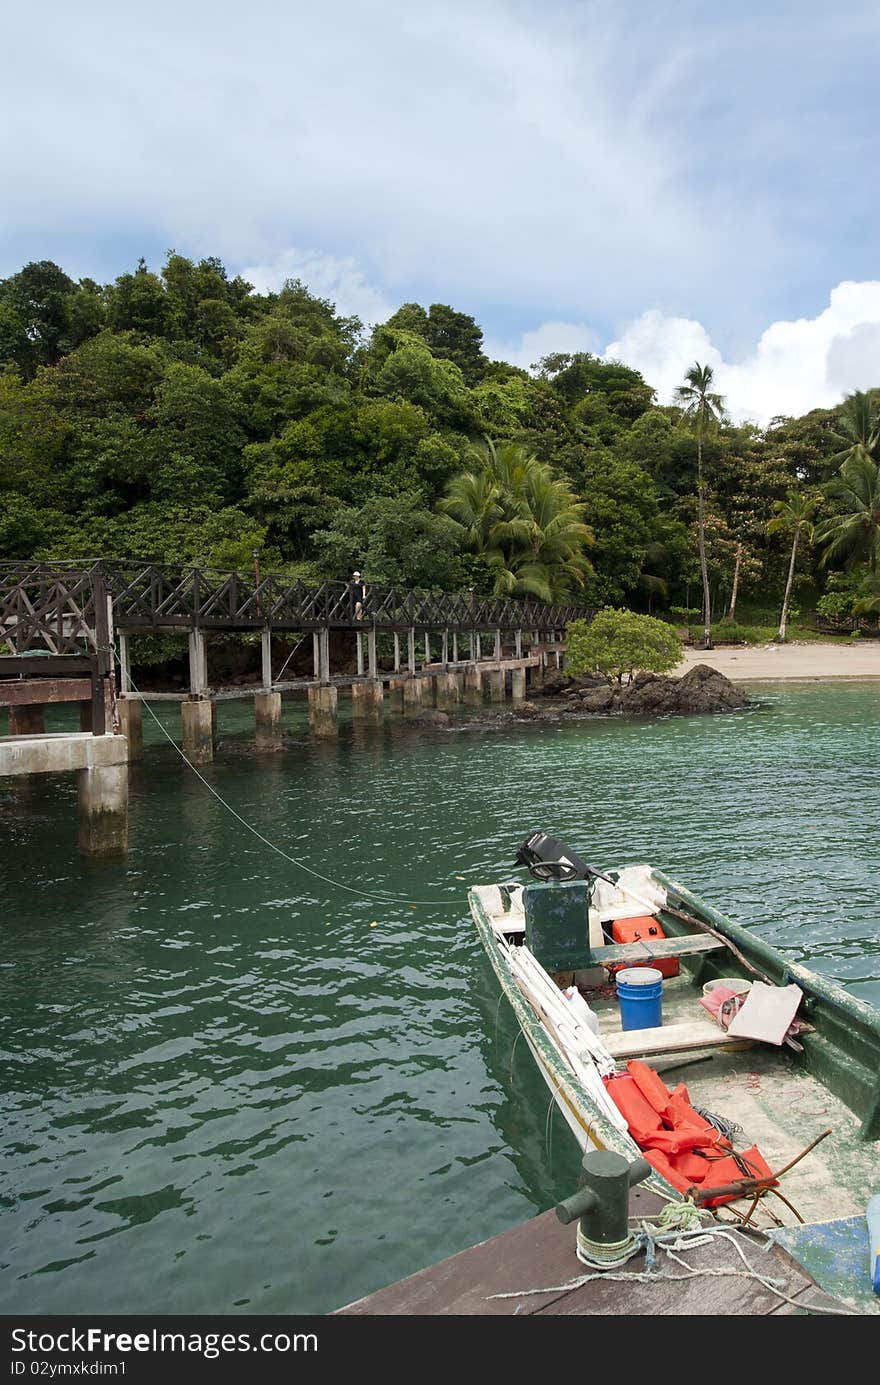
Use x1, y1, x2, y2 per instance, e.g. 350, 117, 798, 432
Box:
470, 842, 880, 1249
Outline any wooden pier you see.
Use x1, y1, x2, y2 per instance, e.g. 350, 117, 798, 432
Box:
337, 1188, 848, 1316
1, 560, 586, 852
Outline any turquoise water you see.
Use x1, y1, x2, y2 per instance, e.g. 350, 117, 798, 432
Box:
2, 684, 879, 1314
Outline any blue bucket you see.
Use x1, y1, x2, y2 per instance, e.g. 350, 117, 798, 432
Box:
616, 967, 663, 1031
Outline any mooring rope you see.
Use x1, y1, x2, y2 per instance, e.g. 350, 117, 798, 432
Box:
486, 1222, 854, 1314
119, 657, 457, 909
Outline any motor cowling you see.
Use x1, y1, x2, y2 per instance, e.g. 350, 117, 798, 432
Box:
514, 831, 592, 882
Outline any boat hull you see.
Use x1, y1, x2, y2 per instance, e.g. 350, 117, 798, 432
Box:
471, 864, 880, 1214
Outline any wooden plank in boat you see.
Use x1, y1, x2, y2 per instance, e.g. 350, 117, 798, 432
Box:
595, 934, 723, 964
604, 1019, 747, 1059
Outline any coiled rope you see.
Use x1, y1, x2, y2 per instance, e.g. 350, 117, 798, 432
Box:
487, 1219, 853, 1314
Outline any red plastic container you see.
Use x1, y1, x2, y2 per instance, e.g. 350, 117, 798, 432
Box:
611, 916, 680, 979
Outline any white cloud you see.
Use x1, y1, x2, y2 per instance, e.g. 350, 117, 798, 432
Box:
490, 281, 880, 426
240, 248, 395, 328
0, 2, 757, 330
485, 320, 600, 370
605, 281, 880, 425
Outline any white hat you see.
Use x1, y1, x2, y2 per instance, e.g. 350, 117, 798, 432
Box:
353, 571, 361, 577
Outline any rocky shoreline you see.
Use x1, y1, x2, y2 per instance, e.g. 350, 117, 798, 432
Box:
518, 662, 751, 719
406, 663, 752, 727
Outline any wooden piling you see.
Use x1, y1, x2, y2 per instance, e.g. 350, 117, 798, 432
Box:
9, 704, 45, 735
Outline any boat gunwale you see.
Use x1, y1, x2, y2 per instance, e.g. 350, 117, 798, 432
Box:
468, 885, 674, 1198
652, 869, 880, 1043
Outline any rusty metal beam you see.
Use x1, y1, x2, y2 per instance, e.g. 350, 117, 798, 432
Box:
0, 677, 93, 706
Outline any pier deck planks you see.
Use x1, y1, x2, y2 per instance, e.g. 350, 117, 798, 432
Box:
336, 1189, 842, 1316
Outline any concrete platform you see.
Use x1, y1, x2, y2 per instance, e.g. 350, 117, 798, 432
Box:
0, 732, 130, 855
0, 731, 128, 776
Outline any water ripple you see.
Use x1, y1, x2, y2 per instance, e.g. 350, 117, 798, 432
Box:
1, 684, 878, 1312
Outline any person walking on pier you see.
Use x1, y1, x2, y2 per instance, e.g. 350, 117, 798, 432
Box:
351, 571, 366, 621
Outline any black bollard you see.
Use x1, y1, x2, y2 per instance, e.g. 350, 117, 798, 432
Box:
556, 1148, 652, 1266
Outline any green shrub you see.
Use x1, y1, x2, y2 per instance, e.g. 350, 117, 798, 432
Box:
816, 592, 856, 622
567, 608, 682, 682
711, 621, 777, 644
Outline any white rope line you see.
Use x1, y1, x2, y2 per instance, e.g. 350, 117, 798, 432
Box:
487, 1224, 854, 1314
120, 657, 457, 909
272, 633, 308, 684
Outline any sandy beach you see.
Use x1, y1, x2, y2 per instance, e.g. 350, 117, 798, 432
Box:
676, 641, 880, 682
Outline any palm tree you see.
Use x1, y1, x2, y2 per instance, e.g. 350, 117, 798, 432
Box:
816, 452, 880, 575
440, 467, 501, 551
767, 490, 818, 642
727, 542, 743, 623
674, 363, 727, 647
828, 390, 880, 473
441, 439, 593, 601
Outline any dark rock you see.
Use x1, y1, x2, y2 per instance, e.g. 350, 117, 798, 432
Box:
513, 701, 542, 717
540, 670, 567, 696
621, 664, 749, 717
544, 671, 610, 698
543, 664, 751, 719
674, 663, 750, 712
578, 685, 617, 712
413, 709, 451, 726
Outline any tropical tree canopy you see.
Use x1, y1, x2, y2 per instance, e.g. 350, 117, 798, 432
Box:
816, 452, 880, 574
440, 439, 594, 602
3, 251, 880, 638
827, 390, 880, 473
674, 363, 727, 435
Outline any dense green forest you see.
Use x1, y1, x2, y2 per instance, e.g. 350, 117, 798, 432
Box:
2, 253, 878, 630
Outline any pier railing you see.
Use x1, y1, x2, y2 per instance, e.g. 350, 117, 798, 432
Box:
0, 561, 591, 643
0, 562, 111, 668
103, 564, 589, 632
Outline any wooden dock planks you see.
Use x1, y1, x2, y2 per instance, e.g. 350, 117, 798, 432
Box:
336, 1189, 843, 1316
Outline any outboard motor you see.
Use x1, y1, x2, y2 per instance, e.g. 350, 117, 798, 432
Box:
514, 831, 592, 883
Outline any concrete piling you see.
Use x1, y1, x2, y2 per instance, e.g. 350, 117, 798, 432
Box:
435, 671, 462, 710
463, 666, 483, 706
1, 729, 131, 857
351, 679, 384, 723
308, 685, 338, 737
118, 697, 143, 759
181, 699, 215, 764
403, 677, 427, 718
487, 668, 505, 703
387, 678, 405, 713
510, 668, 526, 702
255, 690, 283, 748
77, 762, 129, 856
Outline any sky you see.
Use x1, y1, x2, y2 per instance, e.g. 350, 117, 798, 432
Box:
3, 0, 880, 424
